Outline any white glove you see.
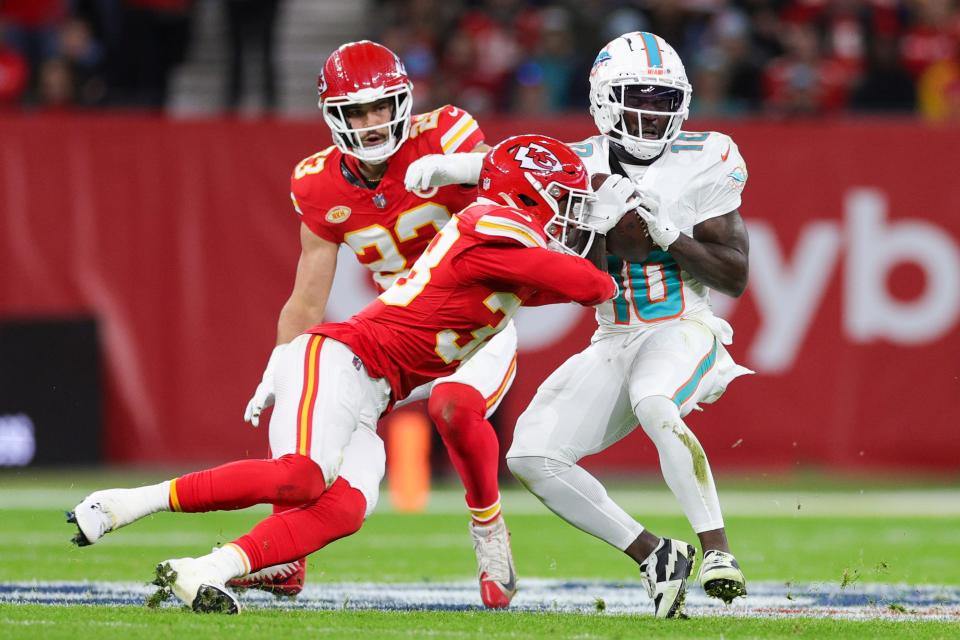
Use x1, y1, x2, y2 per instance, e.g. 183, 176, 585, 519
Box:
583, 174, 640, 234
635, 190, 680, 250
404, 152, 485, 191
243, 344, 287, 427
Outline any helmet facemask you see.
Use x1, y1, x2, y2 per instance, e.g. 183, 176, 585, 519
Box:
599, 81, 689, 161
527, 174, 598, 257
321, 84, 413, 164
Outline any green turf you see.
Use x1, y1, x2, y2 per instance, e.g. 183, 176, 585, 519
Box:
1, 605, 958, 640
2, 473, 959, 638
1, 509, 958, 585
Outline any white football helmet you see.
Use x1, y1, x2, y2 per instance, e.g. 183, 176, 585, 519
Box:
589, 32, 692, 161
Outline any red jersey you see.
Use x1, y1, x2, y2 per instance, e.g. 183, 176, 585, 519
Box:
314, 203, 617, 402
290, 104, 485, 291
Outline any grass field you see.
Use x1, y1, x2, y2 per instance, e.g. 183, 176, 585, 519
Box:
1, 469, 958, 638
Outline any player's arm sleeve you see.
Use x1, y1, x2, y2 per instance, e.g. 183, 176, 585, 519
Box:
693, 138, 748, 225
455, 246, 617, 307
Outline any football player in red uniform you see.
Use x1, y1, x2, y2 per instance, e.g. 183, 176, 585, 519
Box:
237, 41, 521, 606
67, 135, 639, 614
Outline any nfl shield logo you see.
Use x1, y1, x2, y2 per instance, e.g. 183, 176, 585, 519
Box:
373, 193, 387, 209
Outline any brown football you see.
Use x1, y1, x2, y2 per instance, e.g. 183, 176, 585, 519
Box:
590, 173, 652, 262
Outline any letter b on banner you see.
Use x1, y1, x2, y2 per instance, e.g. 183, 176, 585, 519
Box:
844, 188, 960, 344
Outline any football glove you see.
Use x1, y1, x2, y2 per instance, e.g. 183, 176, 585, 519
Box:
404, 152, 484, 191
243, 344, 287, 428
635, 190, 680, 250
583, 175, 640, 234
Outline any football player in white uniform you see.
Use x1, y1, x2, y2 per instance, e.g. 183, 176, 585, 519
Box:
407, 31, 751, 619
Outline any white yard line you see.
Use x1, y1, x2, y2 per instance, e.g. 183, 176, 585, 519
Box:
1, 580, 958, 621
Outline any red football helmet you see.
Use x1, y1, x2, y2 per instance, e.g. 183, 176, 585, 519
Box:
318, 41, 413, 164
478, 135, 597, 255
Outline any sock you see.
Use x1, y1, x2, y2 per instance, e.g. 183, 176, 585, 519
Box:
232, 477, 366, 572
192, 543, 250, 583
635, 395, 724, 532
170, 453, 326, 513
428, 383, 500, 511
116, 479, 172, 516
507, 455, 644, 551
469, 495, 502, 525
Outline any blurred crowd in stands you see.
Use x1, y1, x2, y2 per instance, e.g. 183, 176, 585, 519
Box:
2, 0, 959, 122
0, 0, 278, 111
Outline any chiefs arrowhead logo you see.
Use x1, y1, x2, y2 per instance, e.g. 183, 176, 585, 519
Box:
513, 143, 562, 172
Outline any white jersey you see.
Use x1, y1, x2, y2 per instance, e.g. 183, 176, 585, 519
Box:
570, 131, 748, 342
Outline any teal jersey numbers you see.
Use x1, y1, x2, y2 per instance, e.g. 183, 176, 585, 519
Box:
607, 251, 685, 323
670, 131, 710, 153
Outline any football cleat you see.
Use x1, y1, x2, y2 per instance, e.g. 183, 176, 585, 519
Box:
639, 538, 696, 619
470, 518, 518, 609
227, 557, 306, 596
699, 549, 747, 604
154, 558, 240, 614
68, 489, 140, 546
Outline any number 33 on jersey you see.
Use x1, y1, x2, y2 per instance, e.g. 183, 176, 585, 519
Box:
289, 104, 485, 291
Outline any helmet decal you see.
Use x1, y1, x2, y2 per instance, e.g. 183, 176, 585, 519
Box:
513, 143, 563, 172
477, 135, 606, 257
592, 50, 611, 68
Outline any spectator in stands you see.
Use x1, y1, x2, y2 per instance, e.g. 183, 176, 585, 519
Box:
511, 6, 578, 114
58, 15, 108, 106
111, 0, 193, 108
918, 39, 960, 122
900, 0, 959, 79
223, 0, 282, 113
37, 56, 73, 109
851, 34, 917, 113
762, 22, 850, 116
0, 33, 29, 106
0, 0, 66, 103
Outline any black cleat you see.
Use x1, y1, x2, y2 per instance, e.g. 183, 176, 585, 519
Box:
640, 538, 697, 619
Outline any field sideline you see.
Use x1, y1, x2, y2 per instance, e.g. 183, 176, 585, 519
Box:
0, 471, 958, 638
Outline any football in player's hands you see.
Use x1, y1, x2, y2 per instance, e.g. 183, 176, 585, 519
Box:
590, 173, 652, 262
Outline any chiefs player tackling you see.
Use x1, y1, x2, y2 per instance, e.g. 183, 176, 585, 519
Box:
67, 135, 637, 614
240, 40, 519, 607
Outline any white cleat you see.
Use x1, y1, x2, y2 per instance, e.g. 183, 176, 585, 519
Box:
155, 557, 240, 614
67, 489, 141, 546
699, 549, 747, 603
639, 538, 696, 619
470, 518, 518, 609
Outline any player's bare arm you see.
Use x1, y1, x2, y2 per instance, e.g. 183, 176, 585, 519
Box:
276, 223, 339, 343
668, 209, 749, 298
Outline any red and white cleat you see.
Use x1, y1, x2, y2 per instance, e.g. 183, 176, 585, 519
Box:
227, 558, 306, 596
470, 518, 517, 609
